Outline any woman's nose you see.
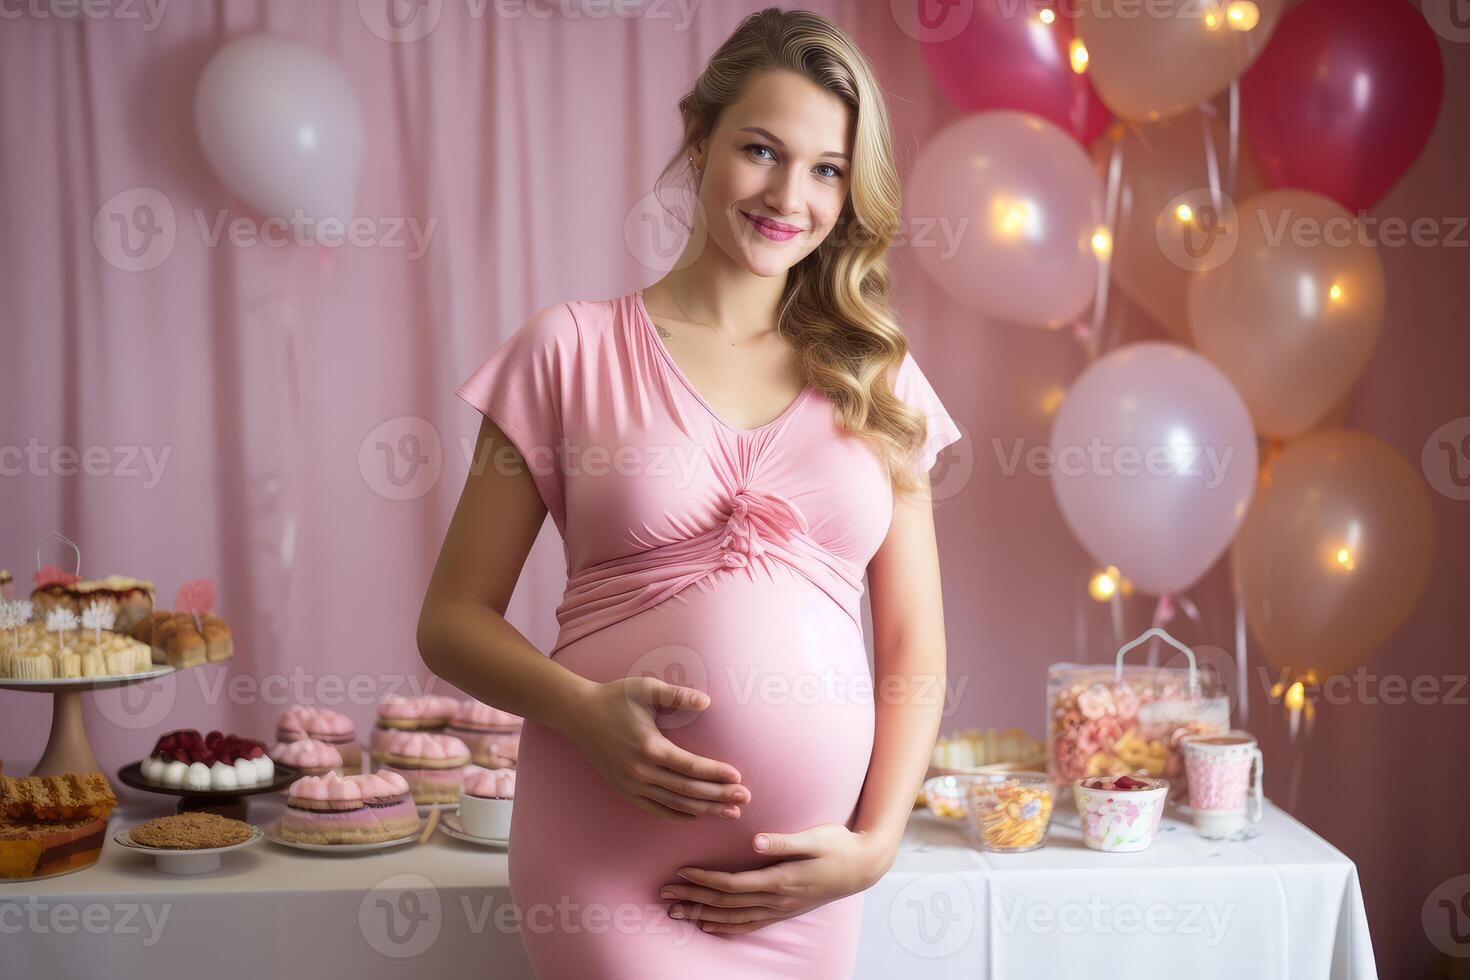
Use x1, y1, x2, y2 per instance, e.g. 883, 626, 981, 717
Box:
764, 167, 804, 219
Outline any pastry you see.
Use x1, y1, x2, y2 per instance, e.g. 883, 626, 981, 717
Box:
127, 610, 232, 668
127, 811, 253, 849
0, 814, 110, 878
470, 732, 520, 770
0, 771, 117, 821
276, 771, 420, 844
374, 730, 470, 804
30, 575, 155, 632
275, 705, 362, 771
269, 738, 344, 777
370, 694, 458, 757
140, 729, 274, 790
458, 766, 515, 839
447, 698, 522, 767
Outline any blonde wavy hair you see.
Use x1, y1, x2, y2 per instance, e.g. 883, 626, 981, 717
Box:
654, 7, 930, 500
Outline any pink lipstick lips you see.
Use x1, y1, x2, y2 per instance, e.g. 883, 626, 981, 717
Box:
741, 211, 802, 242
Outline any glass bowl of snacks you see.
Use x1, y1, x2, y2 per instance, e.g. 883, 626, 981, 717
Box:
920, 775, 973, 821
962, 771, 1055, 853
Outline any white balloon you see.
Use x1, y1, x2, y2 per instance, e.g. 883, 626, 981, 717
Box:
195, 34, 363, 234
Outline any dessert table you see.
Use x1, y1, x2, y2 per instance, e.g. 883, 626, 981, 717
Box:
3, 784, 1376, 979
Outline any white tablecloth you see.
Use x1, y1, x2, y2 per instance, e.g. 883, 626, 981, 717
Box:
3, 792, 1375, 979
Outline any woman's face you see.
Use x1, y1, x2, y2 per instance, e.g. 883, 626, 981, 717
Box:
694, 70, 852, 279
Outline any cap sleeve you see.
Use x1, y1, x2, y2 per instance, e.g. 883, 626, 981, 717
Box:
893, 350, 963, 475
455, 302, 580, 530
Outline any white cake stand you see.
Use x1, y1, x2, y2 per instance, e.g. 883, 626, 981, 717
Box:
0, 667, 176, 779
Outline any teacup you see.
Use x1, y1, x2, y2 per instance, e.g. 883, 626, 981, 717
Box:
1181, 730, 1264, 839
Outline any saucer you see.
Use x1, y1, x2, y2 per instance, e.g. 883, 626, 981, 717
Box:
439, 812, 508, 848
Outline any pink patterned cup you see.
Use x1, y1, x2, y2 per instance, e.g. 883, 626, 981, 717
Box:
1181, 730, 1264, 839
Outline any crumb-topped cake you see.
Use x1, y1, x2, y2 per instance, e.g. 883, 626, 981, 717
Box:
128, 811, 254, 849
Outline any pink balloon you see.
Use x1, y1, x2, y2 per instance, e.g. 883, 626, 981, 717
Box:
195, 34, 364, 231
1241, 0, 1444, 213
917, 0, 1109, 144
906, 111, 1102, 328
1049, 343, 1257, 594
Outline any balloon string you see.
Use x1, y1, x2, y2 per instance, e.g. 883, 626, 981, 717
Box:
1226, 79, 1241, 200
1201, 107, 1224, 214
1087, 138, 1126, 362
1232, 556, 1250, 726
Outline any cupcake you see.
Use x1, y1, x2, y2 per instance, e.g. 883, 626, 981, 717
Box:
1072, 774, 1169, 852
276, 705, 363, 772
276, 771, 420, 844
375, 730, 470, 804
459, 766, 515, 839
269, 738, 345, 778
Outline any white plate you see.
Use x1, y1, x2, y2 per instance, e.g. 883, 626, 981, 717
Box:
0, 664, 177, 692
438, 812, 508, 848
264, 827, 420, 853
114, 825, 262, 875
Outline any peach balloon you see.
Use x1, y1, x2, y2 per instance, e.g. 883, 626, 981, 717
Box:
906, 111, 1102, 328
1188, 190, 1386, 439
1074, 0, 1283, 122
1091, 113, 1264, 340
1233, 430, 1434, 677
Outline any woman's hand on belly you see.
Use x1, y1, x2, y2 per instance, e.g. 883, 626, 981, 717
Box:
560, 676, 752, 823
656, 823, 888, 934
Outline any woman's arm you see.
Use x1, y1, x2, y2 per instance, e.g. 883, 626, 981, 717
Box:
850, 473, 949, 880
416, 415, 595, 732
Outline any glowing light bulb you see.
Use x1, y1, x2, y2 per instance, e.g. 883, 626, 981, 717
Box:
1039, 385, 1067, 416
1088, 567, 1122, 601
1174, 203, 1194, 223
1285, 681, 1305, 712
1335, 546, 1355, 570
1226, 0, 1260, 30
992, 197, 1030, 239
1069, 38, 1089, 74
1204, 7, 1221, 29
1091, 228, 1113, 260
1038, 7, 1056, 23
1328, 282, 1343, 302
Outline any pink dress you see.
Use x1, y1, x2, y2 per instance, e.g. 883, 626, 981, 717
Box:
456, 289, 961, 979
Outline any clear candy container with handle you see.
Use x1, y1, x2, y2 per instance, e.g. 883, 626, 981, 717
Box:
1047, 628, 1230, 803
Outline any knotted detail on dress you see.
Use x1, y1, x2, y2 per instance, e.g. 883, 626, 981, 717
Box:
715, 488, 809, 568
550, 485, 863, 656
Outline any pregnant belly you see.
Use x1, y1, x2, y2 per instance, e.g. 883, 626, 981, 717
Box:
528, 565, 876, 869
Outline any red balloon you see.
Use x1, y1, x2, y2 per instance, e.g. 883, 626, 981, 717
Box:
917, 0, 1109, 144
1240, 0, 1443, 212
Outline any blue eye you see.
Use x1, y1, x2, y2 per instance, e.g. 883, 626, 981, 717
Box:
746, 143, 776, 161
815, 163, 843, 179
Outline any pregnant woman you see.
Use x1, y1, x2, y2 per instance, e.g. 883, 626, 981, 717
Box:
418, 10, 960, 978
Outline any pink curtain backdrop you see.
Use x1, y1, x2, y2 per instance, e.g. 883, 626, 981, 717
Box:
1, 4, 1464, 975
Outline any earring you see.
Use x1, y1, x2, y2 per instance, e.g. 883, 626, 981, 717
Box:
688, 154, 701, 174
